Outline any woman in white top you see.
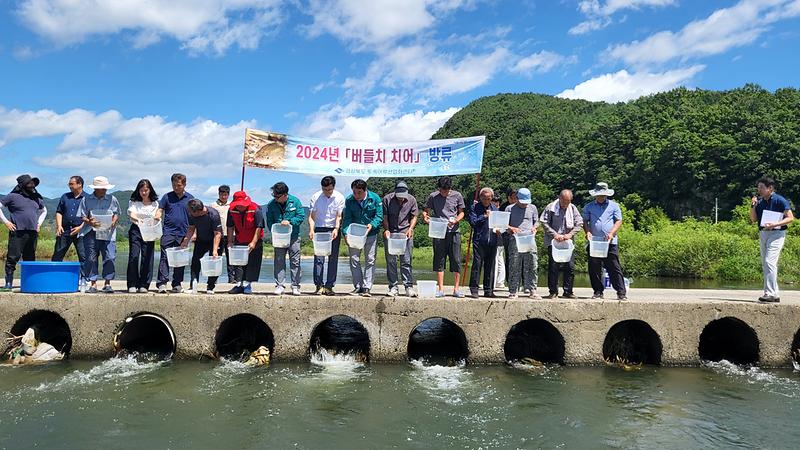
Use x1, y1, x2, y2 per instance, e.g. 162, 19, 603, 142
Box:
127, 179, 161, 293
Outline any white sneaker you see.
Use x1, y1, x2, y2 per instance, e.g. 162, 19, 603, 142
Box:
291, 286, 301, 296
207, 289, 215, 295
275, 286, 285, 295
387, 287, 399, 297
529, 290, 542, 300
128, 287, 137, 294
405, 286, 418, 297
138, 288, 148, 294
158, 285, 167, 293
185, 288, 194, 294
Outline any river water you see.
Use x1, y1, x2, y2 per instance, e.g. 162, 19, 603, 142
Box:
2, 357, 799, 449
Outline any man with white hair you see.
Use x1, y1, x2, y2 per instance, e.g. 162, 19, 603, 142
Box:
468, 187, 501, 298
583, 182, 626, 300
540, 189, 583, 299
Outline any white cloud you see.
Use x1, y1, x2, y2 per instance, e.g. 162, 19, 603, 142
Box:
304, 0, 476, 48
298, 94, 459, 141
570, 0, 676, 35
16, 0, 282, 55
0, 106, 254, 194
511, 50, 577, 75
605, 0, 800, 66
556, 65, 704, 103
381, 45, 511, 97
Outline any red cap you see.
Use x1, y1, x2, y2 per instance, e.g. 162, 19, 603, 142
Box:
230, 191, 256, 210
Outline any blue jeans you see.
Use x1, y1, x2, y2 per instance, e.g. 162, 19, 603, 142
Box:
158, 234, 185, 288
82, 231, 116, 282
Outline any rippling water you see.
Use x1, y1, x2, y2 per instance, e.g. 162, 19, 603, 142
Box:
1, 359, 799, 449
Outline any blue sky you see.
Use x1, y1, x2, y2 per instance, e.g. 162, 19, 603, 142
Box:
1, 0, 799, 203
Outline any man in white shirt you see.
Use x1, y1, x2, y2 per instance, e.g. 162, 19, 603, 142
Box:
309, 176, 345, 295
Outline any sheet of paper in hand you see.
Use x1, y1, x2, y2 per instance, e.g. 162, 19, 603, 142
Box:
760, 209, 784, 227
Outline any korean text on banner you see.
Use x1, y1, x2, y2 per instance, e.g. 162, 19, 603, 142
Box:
243, 128, 485, 177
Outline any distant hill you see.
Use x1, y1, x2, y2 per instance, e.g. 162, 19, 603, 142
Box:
369, 84, 800, 220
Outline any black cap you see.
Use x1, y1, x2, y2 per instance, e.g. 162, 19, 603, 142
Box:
17, 174, 40, 187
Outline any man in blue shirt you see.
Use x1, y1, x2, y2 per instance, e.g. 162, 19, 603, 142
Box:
468, 187, 500, 298
77, 176, 121, 293
52, 176, 87, 276
0, 174, 47, 290
157, 173, 194, 293
343, 179, 383, 297
750, 176, 795, 303
582, 182, 626, 300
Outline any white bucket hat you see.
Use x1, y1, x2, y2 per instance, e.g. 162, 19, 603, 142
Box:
589, 182, 614, 197
88, 176, 115, 190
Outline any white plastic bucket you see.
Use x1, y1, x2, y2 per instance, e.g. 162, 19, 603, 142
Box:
138, 218, 163, 242
417, 280, 437, 298
271, 223, 292, 249
313, 232, 333, 256
428, 217, 448, 239
165, 247, 191, 268
387, 233, 407, 256
488, 211, 510, 230
229, 246, 250, 266
589, 237, 610, 258
200, 255, 223, 277
551, 240, 574, 263
91, 209, 113, 230
514, 231, 535, 253
346, 223, 369, 250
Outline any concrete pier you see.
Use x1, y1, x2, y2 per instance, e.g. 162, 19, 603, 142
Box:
2, 282, 799, 367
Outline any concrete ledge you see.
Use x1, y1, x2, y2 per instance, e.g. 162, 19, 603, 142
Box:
2, 284, 799, 367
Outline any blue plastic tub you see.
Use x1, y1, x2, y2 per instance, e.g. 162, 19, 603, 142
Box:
19, 261, 81, 294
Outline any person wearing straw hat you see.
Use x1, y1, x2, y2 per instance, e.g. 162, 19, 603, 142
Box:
343, 179, 383, 297
540, 189, 583, 299
0, 174, 47, 290
266, 182, 305, 296
77, 176, 121, 293
503, 187, 540, 299
583, 182, 626, 300
382, 180, 418, 298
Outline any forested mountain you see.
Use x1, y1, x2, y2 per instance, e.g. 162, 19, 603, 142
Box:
370, 84, 800, 219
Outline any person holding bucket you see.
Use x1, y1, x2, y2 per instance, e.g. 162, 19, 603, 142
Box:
468, 187, 501, 298
1, 174, 47, 290
308, 176, 345, 296
77, 176, 120, 293
540, 189, 583, 299
180, 199, 222, 294
227, 191, 265, 295
504, 187, 540, 299
209, 185, 237, 284
266, 182, 305, 296
583, 182, 626, 300
423, 176, 466, 298
157, 173, 194, 293
343, 179, 383, 297
126, 179, 160, 293
382, 180, 418, 298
